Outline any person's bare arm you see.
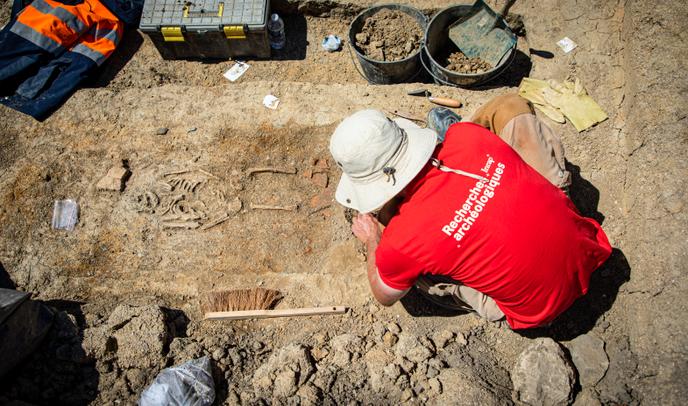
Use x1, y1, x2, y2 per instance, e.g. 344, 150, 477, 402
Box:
352, 213, 409, 306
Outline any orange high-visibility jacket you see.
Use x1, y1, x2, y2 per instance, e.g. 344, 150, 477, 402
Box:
10, 0, 123, 65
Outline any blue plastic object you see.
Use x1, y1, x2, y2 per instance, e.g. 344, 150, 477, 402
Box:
321, 35, 341, 52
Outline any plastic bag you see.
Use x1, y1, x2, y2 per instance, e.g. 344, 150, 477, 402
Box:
51, 199, 79, 231
139, 356, 215, 406
321, 35, 342, 52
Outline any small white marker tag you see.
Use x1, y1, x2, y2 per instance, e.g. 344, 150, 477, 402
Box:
223, 62, 250, 82
557, 37, 578, 53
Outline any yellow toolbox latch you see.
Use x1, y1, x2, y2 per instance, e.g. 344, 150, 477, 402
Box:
161, 26, 184, 42
224, 25, 246, 39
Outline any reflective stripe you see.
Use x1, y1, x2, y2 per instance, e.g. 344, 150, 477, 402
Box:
71, 43, 106, 65
9, 20, 64, 53
30, 0, 86, 34
94, 27, 120, 46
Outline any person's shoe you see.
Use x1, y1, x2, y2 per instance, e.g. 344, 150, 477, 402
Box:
427, 107, 462, 143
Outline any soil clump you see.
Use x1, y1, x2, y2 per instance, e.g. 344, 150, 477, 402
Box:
355, 9, 422, 62
445, 51, 492, 74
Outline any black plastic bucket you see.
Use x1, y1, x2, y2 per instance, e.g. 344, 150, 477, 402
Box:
421, 5, 516, 87
349, 4, 427, 84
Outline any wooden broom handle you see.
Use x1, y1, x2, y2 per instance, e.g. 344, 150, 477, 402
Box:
204, 306, 347, 321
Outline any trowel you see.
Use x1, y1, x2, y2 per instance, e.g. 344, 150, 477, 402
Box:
407, 89, 462, 108
448, 0, 517, 67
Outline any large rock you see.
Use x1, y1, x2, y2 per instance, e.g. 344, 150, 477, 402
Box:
511, 338, 575, 406
565, 333, 609, 387
253, 344, 314, 398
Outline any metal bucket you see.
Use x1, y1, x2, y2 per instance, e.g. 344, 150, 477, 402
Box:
348, 4, 427, 84
421, 5, 516, 87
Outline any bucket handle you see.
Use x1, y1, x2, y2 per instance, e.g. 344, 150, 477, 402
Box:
347, 43, 374, 83
419, 47, 460, 87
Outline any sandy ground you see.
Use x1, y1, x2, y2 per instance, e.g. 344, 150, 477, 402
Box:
0, 0, 686, 404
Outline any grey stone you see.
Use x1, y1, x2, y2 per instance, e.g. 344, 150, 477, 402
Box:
455, 332, 468, 346
427, 377, 442, 395
364, 348, 395, 392
565, 333, 609, 387
400, 388, 413, 402
386, 322, 401, 334
273, 369, 298, 398
384, 363, 401, 380
227, 348, 242, 367
212, 347, 226, 361
395, 333, 433, 364
426, 366, 440, 378
372, 321, 386, 340
156, 127, 169, 135
330, 334, 363, 367
435, 369, 500, 405
296, 383, 322, 405
382, 332, 398, 347
431, 330, 454, 349
511, 338, 575, 406
573, 388, 602, 406
252, 344, 314, 398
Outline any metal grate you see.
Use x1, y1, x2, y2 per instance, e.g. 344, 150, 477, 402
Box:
140, 0, 266, 27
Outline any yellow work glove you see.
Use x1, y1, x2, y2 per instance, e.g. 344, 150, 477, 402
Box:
519, 77, 608, 132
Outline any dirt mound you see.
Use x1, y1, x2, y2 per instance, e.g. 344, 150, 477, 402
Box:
445, 51, 492, 74
355, 9, 422, 62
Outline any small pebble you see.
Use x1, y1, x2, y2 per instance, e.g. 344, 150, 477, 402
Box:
156, 127, 169, 135
383, 332, 398, 347
386, 322, 401, 334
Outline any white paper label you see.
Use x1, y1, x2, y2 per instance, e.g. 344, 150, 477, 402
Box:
223, 62, 250, 82
263, 94, 280, 110
557, 37, 578, 53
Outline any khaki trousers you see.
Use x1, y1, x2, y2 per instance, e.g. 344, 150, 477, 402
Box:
415, 94, 570, 322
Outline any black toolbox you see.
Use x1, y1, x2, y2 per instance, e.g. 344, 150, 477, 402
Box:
138, 0, 270, 59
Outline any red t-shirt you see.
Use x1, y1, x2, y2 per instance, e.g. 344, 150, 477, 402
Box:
375, 122, 612, 329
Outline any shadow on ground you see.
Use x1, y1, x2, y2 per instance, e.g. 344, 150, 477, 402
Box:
567, 162, 605, 224
269, 13, 308, 61
88, 29, 144, 88
0, 267, 99, 406
400, 287, 467, 318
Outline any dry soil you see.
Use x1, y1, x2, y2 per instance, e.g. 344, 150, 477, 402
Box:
0, 0, 686, 405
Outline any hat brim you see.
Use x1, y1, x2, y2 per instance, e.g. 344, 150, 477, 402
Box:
335, 118, 438, 213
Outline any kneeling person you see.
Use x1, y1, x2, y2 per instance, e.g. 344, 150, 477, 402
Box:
329, 95, 612, 329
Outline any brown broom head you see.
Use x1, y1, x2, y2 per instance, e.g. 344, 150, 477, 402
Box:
201, 288, 283, 313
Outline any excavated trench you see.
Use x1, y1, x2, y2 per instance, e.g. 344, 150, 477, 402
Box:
1, 0, 686, 404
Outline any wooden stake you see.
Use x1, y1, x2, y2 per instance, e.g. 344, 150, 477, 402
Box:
247, 167, 297, 176
250, 203, 298, 211
204, 306, 347, 321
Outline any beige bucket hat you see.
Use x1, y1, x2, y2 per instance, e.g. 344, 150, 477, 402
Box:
330, 109, 438, 213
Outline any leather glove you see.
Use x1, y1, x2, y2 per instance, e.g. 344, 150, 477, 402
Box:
519, 77, 608, 132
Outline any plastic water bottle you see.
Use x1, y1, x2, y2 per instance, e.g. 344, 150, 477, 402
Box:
268, 13, 285, 50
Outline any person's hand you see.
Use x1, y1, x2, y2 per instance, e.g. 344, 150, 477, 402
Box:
351, 213, 381, 245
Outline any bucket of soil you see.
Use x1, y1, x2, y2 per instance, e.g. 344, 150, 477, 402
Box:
349, 4, 427, 84
421, 5, 516, 87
